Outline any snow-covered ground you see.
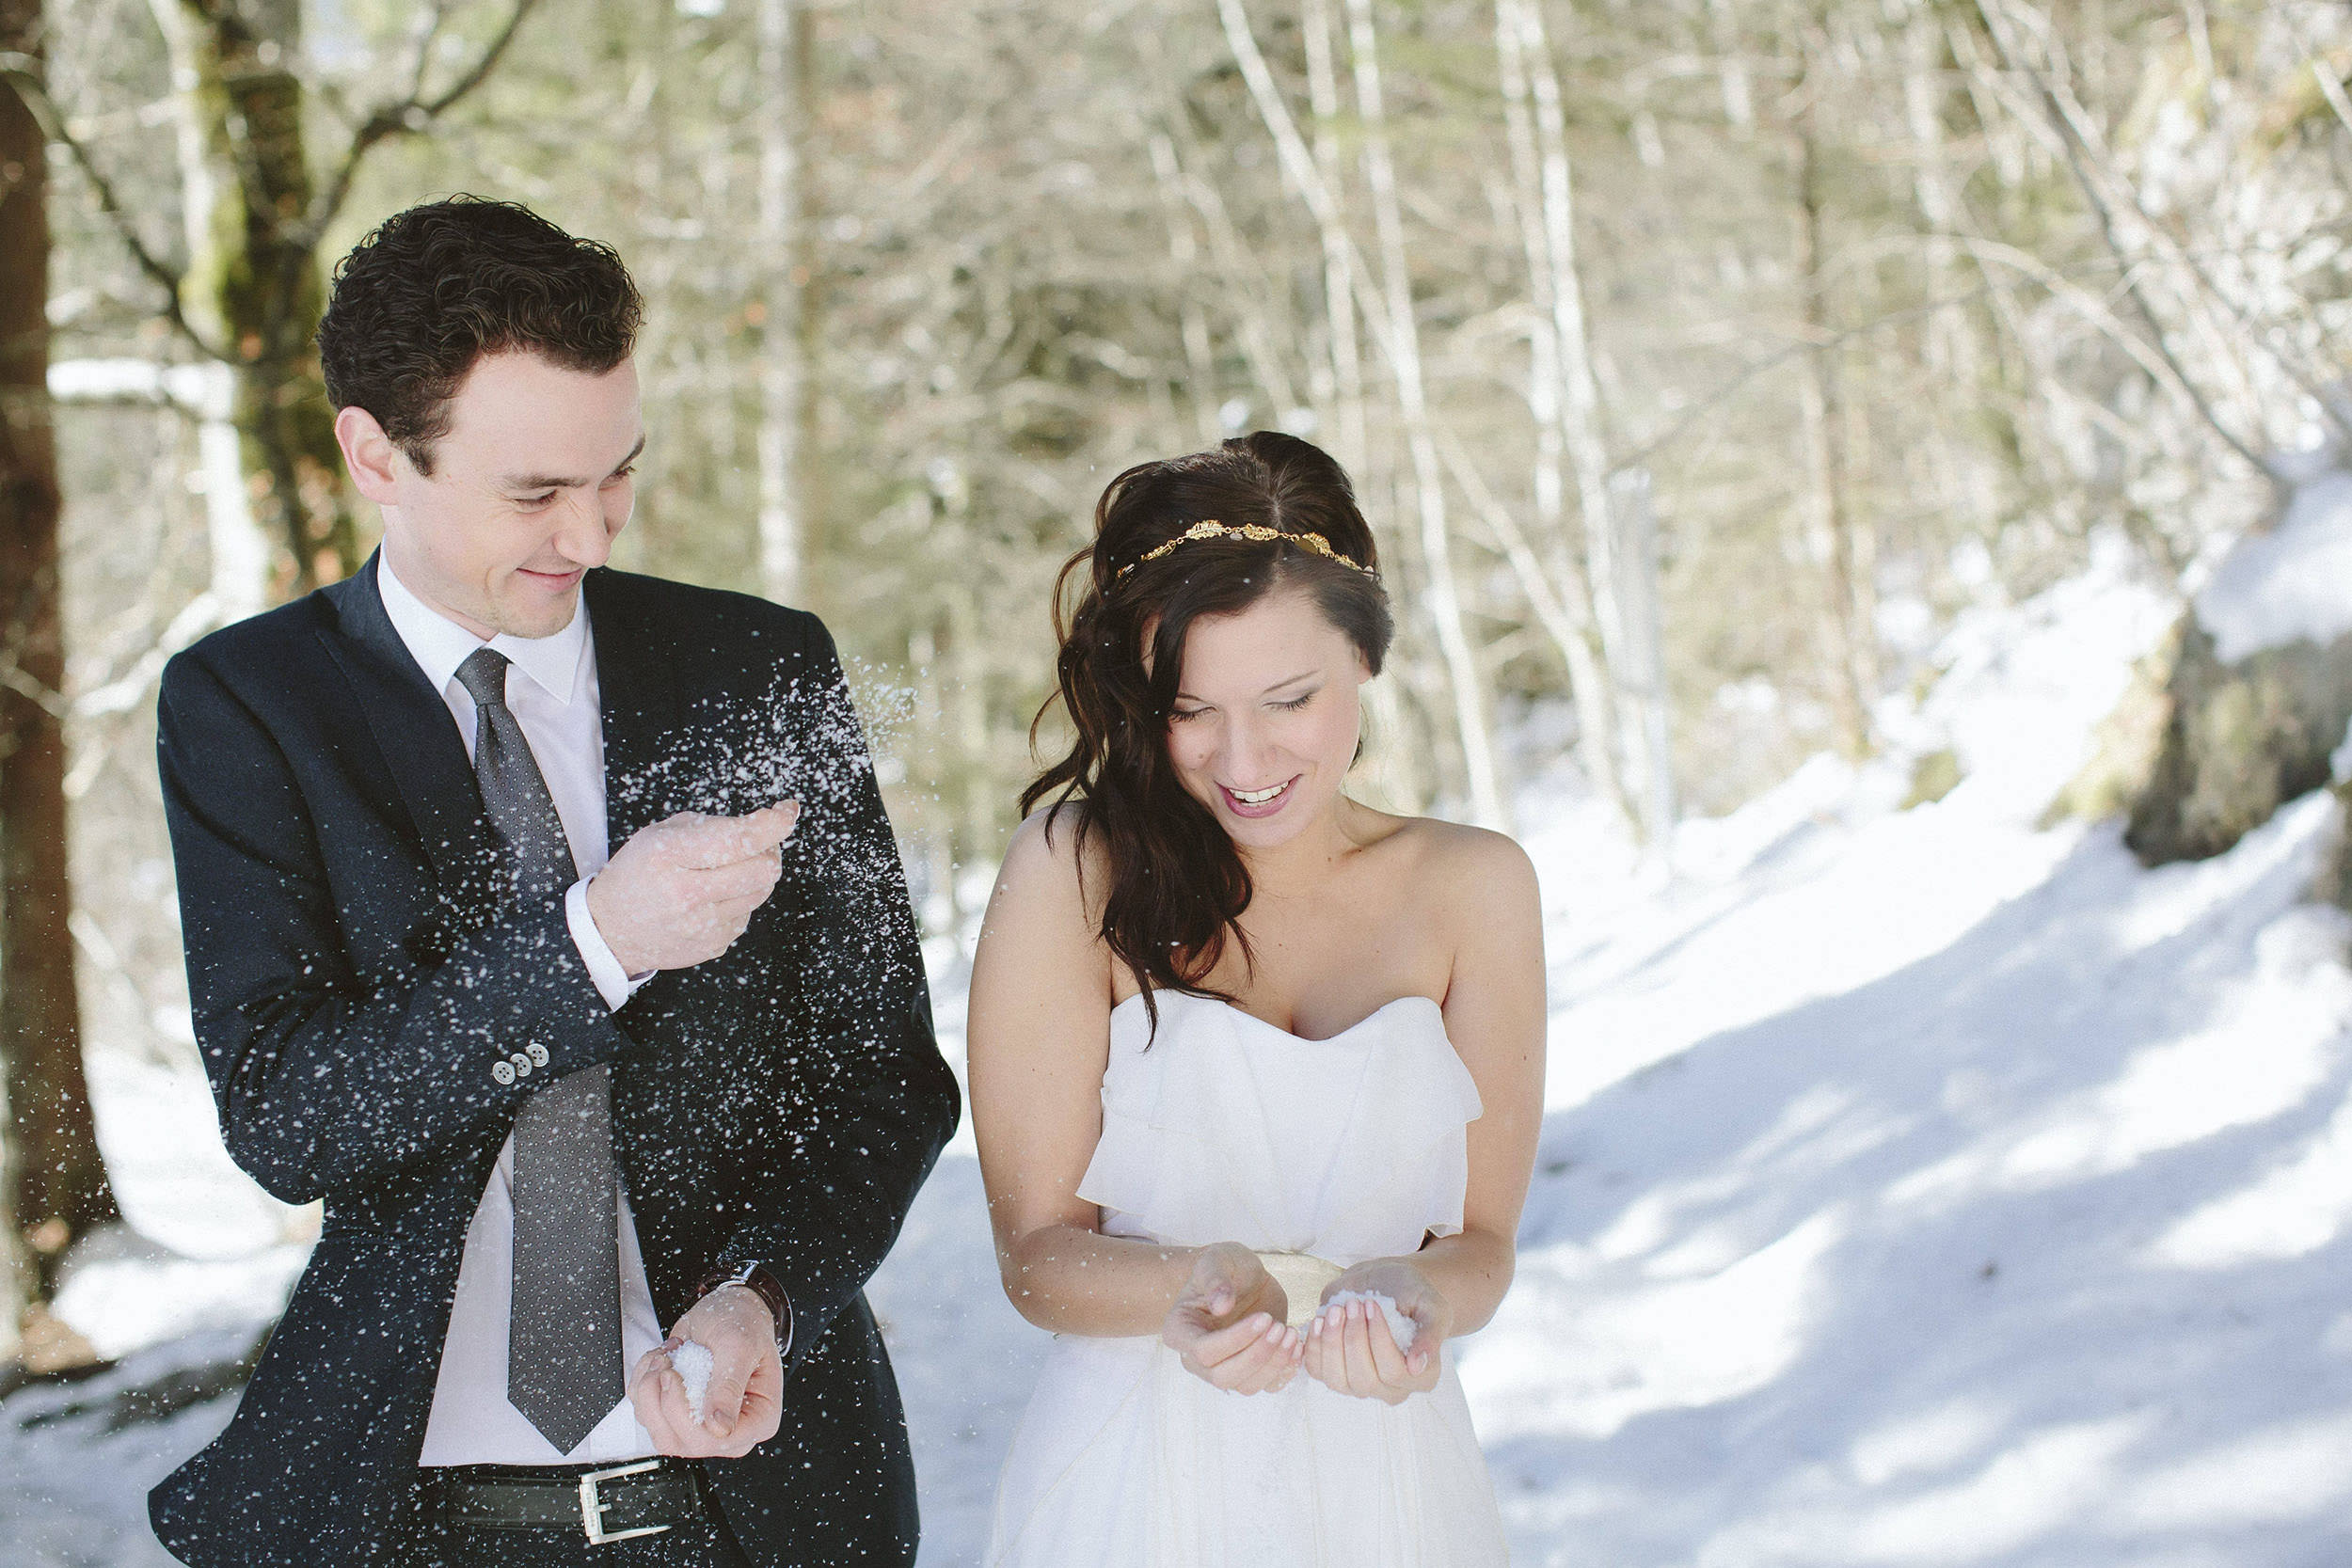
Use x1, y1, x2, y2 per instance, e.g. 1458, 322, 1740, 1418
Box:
11, 531, 2352, 1565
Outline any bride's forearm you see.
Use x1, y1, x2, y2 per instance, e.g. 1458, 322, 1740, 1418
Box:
1400, 1229, 1516, 1337
998, 1224, 1199, 1337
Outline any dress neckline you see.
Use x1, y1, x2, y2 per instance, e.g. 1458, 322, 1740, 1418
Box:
1108, 989, 1442, 1045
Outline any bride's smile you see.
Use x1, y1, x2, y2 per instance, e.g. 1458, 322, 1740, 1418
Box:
1218, 775, 1295, 815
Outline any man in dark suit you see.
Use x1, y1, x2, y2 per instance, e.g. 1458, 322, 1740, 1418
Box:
149, 197, 961, 1567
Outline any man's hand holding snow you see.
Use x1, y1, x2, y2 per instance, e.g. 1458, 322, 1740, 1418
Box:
586, 801, 801, 974
628, 1285, 783, 1457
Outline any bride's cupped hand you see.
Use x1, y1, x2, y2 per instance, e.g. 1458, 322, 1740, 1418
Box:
1302, 1259, 1449, 1404
1161, 1242, 1304, 1395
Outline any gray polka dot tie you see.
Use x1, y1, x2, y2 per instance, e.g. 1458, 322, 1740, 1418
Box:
455, 646, 623, 1455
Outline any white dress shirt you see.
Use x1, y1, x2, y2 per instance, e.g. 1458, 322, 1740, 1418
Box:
373, 558, 665, 1467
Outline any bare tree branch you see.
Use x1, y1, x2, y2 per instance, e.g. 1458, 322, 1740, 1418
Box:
405, 0, 457, 107
2001, 5, 2351, 448
0, 52, 214, 358
294, 0, 544, 250
1968, 0, 2280, 484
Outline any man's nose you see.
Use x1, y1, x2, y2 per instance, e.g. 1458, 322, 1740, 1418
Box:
552, 491, 614, 569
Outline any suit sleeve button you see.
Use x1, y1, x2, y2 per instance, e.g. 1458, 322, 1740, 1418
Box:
508, 1052, 533, 1079
492, 1059, 517, 1085
525, 1042, 550, 1068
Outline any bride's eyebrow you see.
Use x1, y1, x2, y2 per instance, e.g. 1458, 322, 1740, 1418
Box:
1172, 668, 1319, 704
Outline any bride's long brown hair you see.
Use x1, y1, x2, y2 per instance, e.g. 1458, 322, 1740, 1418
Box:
1022, 432, 1394, 1033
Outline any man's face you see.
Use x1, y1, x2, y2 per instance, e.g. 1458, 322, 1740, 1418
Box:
363, 351, 644, 640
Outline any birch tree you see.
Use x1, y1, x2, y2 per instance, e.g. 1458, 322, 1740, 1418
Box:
1343, 0, 1504, 829
1492, 0, 1632, 828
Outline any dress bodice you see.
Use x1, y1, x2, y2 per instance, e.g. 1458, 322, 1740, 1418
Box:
1075, 990, 1484, 1266
993, 989, 1510, 1567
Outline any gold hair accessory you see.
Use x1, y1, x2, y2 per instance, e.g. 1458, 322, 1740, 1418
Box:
1115, 520, 1375, 579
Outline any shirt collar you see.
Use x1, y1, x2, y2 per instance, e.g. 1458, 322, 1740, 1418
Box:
374, 554, 591, 708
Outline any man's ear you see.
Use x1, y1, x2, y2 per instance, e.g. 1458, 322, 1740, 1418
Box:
334, 405, 405, 505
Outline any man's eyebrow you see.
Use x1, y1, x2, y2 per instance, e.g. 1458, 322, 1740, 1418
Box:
498, 434, 646, 491
1173, 668, 1320, 703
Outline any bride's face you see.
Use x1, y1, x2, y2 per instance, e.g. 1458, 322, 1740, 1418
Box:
1161, 586, 1372, 851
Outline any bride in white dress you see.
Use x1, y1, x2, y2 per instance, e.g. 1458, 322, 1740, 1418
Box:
967, 432, 1545, 1566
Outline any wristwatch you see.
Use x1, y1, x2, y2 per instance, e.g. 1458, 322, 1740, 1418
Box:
698, 1260, 794, 1361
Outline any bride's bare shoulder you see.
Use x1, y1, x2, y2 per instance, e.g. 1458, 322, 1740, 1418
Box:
1376, 812, 1539, 921
989, 800, 1113, 933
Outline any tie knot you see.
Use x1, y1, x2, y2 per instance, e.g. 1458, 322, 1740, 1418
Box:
456, 646, 512, 711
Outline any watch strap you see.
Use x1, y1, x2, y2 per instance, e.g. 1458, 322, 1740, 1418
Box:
696, 1261, 794, 1361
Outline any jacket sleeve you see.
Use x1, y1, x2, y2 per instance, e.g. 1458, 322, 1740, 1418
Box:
157, 648, 631, 1207
713, 614, 961, 1370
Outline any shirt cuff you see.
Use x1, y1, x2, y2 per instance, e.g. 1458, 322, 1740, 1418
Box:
565, 878, 653, 1012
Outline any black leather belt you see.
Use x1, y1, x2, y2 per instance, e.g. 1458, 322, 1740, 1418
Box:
424, 1457, 706, 1544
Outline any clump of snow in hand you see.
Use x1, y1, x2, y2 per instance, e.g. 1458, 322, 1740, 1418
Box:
605, 663, 922, 1005
672, 1339, 716, 1422
2194, 460, 2352, 663
1325, 1290, 1416, 1351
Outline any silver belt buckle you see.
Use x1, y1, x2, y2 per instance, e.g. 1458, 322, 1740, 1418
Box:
579, 1458, 674, 1544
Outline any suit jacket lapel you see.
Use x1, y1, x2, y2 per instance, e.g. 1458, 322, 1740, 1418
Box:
583, 567, 683, 852
317, 554, 504, 916
581, 568, 711, 1307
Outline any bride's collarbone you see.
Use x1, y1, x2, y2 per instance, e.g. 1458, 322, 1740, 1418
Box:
1123, 829, 1466, 1037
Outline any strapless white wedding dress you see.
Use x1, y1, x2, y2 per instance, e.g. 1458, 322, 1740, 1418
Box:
983, 989, 1509, 1567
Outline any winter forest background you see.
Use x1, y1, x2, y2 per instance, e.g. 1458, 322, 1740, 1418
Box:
6, 0, 2352, 1562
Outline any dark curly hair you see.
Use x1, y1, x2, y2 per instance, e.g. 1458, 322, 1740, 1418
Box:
1022, 432, 1394, 1033
316, 195, 642, 474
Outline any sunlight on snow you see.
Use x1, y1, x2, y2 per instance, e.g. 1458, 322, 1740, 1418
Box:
2152, 1085, 2352, 1268
1461, 1207, 1845, 1442
2105, 1410, 2352, 1531
1694, 1415, 2152, 1566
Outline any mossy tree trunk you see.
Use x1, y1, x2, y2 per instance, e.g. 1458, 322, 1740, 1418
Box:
147, 0, 355, 594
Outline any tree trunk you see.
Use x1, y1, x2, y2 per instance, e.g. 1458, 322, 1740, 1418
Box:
148, 0, 357, 596
1509, 0, 1665, 837
1300, 0, 1365, 474
0, 0, 117, 1313
1609, 467, 1677, 835
1343, 0, 1505, 831
1492, 0, 1633, 831
1704, 0, 1755, 133
756, 0, 817, 606
1795, 97, 1876, 759
1146, 133, 1225, 447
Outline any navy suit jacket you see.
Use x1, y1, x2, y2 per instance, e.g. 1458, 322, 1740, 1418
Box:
148, 556, 960, 1566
